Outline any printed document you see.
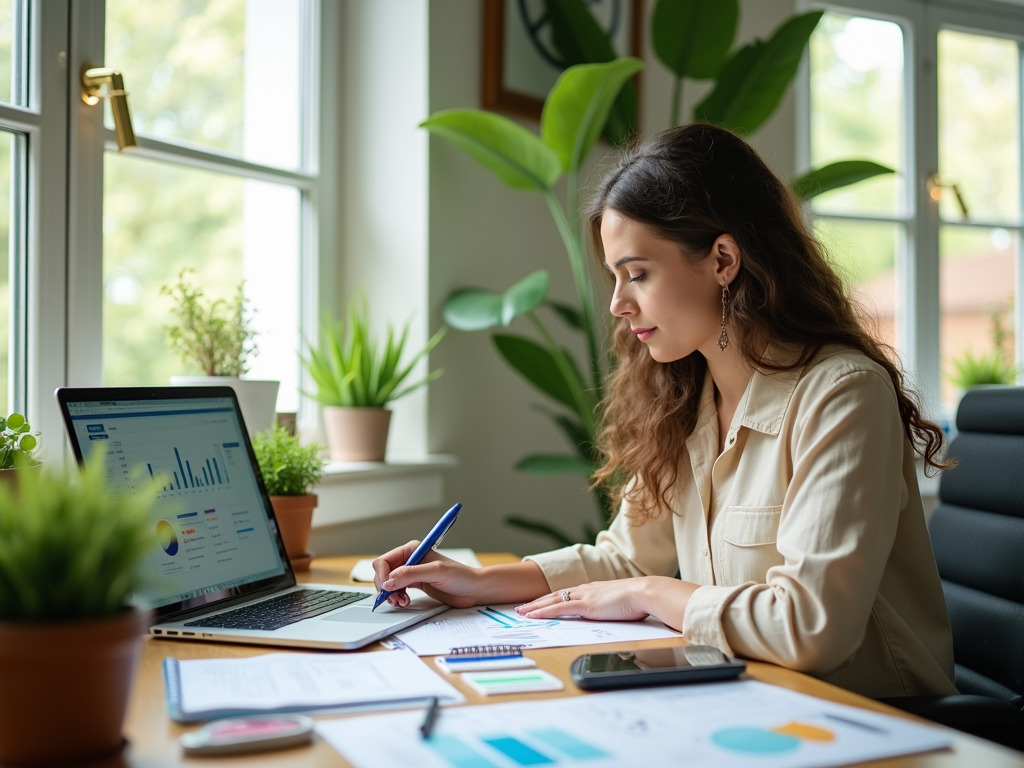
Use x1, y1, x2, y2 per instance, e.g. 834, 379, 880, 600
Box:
390, 604, 679, 655
317, 679, 952, 768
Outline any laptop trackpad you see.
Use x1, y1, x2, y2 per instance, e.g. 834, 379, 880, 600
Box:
324, 604, 435, 625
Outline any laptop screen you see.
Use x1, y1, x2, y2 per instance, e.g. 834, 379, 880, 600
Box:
64, 393, 288, 610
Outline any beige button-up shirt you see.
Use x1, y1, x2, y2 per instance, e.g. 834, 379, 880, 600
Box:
526, 346, 957, 699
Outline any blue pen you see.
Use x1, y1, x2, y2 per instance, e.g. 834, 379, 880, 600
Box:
371, 503, 462, 612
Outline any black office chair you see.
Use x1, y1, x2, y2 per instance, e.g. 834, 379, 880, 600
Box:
880, 386, 1024, 750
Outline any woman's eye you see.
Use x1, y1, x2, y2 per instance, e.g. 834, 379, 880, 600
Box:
628, 272, 645, 283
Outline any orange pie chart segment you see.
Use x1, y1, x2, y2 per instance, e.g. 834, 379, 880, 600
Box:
772, 722, 836, 742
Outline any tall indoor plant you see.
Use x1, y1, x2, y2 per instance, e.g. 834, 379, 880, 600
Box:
162, 268, 278, 436
253, 425, 326, 571
427, 2, 893, 547
0, 454, 158, 764
302, 293, 446, 462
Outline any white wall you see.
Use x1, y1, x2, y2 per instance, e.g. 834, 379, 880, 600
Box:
316, 0, 797, 558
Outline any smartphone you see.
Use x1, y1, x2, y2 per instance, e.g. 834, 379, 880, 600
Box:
570, 645, 746, 691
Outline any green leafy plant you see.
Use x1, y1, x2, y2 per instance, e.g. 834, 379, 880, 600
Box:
947, 302, 1019, 389
161, 268, 258, 377
0, 413, 38, 469
302, 293, 447, 408
0, 453, 158, 621
252, 425, 326, 496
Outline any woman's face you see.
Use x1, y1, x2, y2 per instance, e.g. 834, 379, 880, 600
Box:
601, 209, 724, 363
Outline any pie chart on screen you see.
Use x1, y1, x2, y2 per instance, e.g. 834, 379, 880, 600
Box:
156, 520, 179, 556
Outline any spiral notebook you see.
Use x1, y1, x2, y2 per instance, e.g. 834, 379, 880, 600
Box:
162, 651, 465, 723
435, 644, 537, 673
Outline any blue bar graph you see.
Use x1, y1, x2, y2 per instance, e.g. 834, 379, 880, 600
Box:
157, 446, 230, 491
174, 471, 181, 490
427, 736, 497, 768
528, 730, 609, 759
203, 467, 210, 485
481, 737, 554, 766
174, 448, 187, 487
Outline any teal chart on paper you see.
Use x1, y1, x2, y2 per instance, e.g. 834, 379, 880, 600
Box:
316, 680, 951, 768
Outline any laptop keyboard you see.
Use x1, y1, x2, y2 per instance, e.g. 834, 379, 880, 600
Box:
183, 588, 367, 631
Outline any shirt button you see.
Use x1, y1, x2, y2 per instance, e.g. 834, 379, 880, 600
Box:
702, 549, 709, 557
728, 435, 736, 445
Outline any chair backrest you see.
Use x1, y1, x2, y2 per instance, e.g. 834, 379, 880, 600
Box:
931, 386, 1024, 708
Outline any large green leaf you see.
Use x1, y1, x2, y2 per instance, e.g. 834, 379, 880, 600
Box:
545, 300, 583, 330
443, 289, 503, 331
542, 0, 638, 146
493, 334, 578, 411
502, 271, 550, 326
515, 454, 595, 476
542, 58, 645, 173
420, 109, 561, 191
652, 0, 738, 80
791, 160, 895, 201
693, 11, 823, 134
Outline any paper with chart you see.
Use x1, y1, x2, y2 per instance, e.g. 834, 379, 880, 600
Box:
317, 679, 952, 768
390, 604, 680, 655
175, 650, 463, 717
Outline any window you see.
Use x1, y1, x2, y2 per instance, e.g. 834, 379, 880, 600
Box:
799, 0, 1024, 417
24, 0, 336, 449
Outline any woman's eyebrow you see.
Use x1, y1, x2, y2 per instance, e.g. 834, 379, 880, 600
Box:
604, 255, 647, 270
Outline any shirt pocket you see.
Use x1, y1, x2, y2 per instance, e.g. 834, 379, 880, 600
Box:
716, 505, 784, 587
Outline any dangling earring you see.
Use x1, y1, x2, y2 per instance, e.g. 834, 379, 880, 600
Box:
718, 284, 730, 351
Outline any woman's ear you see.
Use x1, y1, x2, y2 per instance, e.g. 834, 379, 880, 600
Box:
712, 234, 741, 285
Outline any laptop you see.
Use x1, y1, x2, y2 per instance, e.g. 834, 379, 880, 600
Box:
56, 386, 448, 650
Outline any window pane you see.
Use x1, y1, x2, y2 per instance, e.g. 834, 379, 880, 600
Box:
815, 218, 902, 351
938, 30, 1020, 224
102, 154, 301, 412
105, 0, 303, 168
0, 0, 27, 108
810, 13, 905, 216
0, 132, 12, 414
940, 226, 1018, 406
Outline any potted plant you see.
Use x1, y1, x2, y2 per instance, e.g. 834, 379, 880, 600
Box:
252, 424, 326, 571
0, 453, 157, 765
161, 268, 279, 436
302, 293, 446, 462
0, 412, 39, 491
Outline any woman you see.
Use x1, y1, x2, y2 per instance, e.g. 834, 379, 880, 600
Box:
374, 124, 957, 699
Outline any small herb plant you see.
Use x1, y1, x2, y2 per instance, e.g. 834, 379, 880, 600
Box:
161, 268, 258, 377
0, 453, 158, 621
947, 302, 1019, 389
252, 425, 326, 496
302, 294, 446, 408
0, 413, 38, 469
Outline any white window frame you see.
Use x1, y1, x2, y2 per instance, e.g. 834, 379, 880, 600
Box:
26, 0, 340, 458
797, 0, 1024, 415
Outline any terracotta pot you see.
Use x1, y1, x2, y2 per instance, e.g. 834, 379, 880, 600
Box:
0, 463, 41, 495
271, 494, 318, 571
170, 376, 280, 437
322, 407, 391, 462
0, 608, 149, 765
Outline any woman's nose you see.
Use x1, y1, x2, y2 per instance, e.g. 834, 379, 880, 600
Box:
609, 285, 634, 317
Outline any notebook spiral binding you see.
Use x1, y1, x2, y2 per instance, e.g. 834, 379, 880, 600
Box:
448, 644, 525, 657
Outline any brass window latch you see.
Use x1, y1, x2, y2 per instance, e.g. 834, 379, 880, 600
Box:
80, 66, 137, 151
927, 173, 969, 220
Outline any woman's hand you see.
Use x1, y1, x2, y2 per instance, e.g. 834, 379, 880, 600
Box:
514, 576, 699, 631
372, 541, 480, 609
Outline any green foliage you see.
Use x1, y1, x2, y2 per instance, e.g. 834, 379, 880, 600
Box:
792, 161, 896, 202
252, 425, 326, 496
0, 453, 159, 621
161, 268, 257, 377
0, 413, 38, 470
693, 11, 823, 134
947, 349, 1017, 389
652, 0, 738, 80
302, 294, 446, 408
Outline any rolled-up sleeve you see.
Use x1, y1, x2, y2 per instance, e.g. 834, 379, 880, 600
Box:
684, 368, 906, 675
524, 498, 679, 592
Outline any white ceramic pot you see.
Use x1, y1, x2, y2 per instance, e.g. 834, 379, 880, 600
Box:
170, 376, 279, 437
322, 407, 391, 462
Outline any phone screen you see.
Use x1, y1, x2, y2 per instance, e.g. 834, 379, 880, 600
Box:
579, 646, 729, 674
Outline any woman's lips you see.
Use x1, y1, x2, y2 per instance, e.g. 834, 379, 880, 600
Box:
633, 327, 655, 342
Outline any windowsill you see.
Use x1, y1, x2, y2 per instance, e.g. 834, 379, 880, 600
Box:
310, 454, 458, 527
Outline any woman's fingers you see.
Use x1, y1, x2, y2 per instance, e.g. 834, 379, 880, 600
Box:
371, 540, 421, 590
383, 560, 445, 592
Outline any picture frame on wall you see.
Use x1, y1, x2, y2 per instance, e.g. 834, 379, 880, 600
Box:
483, 0, 645, 121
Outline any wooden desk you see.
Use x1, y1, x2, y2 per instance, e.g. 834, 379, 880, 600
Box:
118, 555, 1023, 767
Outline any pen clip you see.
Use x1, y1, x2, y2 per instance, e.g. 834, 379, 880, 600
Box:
432, 519, 454, 550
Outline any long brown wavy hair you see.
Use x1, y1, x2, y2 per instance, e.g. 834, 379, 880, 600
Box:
589, 123, 949, 520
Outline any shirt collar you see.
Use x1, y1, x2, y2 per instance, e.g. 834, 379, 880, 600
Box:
737, 344, 805, 436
